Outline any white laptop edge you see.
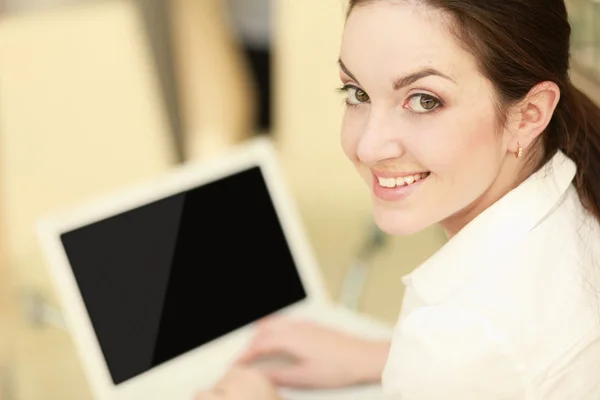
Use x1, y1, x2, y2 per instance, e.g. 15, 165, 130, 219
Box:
35, 136, 333, 399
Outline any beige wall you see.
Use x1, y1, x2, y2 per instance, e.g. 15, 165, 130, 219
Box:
572, 68, 600, 103
0, 2, 175, 398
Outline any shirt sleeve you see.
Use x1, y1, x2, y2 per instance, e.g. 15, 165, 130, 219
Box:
381, 304, 530, 400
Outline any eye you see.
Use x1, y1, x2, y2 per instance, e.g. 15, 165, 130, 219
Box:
340, 84, 370, 106
405, 93, 442, 113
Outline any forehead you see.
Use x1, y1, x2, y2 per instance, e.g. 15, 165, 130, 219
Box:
340, 2, 473, 82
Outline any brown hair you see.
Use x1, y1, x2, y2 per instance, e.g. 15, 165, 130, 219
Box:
348, 0, 600, 222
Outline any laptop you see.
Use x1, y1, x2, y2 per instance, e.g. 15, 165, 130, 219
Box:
36, 137, 393, 400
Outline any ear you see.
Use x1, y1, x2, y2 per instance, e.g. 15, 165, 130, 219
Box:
505, 81, 561, 154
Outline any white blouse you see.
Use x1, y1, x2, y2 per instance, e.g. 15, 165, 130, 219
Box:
381, 151, 600, 399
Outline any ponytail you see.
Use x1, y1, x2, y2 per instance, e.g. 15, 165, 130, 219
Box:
547, 82, 600, 222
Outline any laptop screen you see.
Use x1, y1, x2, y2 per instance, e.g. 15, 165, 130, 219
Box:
59, 165, 307, 385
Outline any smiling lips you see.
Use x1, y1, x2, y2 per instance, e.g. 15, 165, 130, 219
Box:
376, 172, 431, 188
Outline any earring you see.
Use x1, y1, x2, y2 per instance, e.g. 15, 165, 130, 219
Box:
515, 144, 523, 159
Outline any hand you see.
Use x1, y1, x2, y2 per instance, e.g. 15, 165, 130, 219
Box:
236, 317, 390, 389
194, 366, 281, 400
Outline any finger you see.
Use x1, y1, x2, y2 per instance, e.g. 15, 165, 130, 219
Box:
235, 340, 284, 364
236, 331, 294, 364
221, 365, 252, 381
226, 365, 266, 384
256, 315, 297, 333
234, 321, 285, 365
260, 364, 315, 388
256, 315, 277, 330
219, 366, 274, 395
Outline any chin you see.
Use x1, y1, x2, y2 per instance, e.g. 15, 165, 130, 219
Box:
372, 207, 431, 236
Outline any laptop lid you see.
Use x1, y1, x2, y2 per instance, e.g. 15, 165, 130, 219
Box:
36, 137, 328, 399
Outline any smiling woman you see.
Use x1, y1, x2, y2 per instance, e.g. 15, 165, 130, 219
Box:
338, 1, 600, 239
197, 1, 600, 399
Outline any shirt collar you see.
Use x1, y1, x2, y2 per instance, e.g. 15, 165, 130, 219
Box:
404, 150, 577, 305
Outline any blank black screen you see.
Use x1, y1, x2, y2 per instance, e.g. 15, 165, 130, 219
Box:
60, 166, 307, 385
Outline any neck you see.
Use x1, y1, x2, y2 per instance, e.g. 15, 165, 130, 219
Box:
440, 153, 539, 239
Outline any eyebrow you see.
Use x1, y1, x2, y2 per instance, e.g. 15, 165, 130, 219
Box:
393, 68, 456, 90
337, 58, 456, 90
337, 58, 361, 85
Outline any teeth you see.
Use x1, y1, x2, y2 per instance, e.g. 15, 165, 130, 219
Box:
378, 172, 430, 188
379, 178, 396, 188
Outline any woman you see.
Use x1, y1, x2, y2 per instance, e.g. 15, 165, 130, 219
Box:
196, 0, 600, 398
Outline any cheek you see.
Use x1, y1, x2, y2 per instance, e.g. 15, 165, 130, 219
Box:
340, 112, 362, 162
424, 107, 501, 179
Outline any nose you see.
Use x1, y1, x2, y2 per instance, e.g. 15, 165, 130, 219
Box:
356, 109, 405, 166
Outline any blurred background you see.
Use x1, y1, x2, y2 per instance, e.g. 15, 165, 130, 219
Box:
0, 0, 599, 398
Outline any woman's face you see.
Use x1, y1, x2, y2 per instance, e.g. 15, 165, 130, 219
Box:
339, 2, 512, 236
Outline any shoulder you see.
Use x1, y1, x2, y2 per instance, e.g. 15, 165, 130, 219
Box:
382, 304, 530, 399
